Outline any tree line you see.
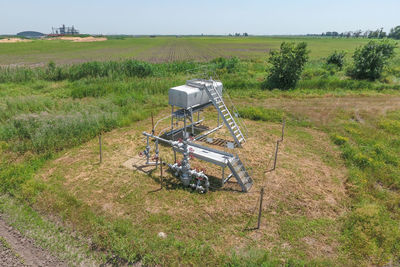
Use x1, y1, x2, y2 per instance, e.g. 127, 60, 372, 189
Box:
309, 26, 400, 39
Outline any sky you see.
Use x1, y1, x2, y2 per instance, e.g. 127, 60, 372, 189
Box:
0, 0, 399, 35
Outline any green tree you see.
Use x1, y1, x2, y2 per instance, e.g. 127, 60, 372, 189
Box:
348, 40, 396, 80
263, 42, 309, 90
389, 26, 400, 40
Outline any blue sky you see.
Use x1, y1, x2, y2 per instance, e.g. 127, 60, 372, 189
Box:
1, 0, 399, 35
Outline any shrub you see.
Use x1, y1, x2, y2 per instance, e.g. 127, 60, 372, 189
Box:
348, 40, 397, 80
263, 42, 309, 90
326, 50, 346, 69
45, 61, 65, 81
212, 57, 240, 73
122, 60, 153, 77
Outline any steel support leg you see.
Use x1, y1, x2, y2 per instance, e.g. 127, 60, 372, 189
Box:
221, 167, 225, 186
171, 106, 174, 140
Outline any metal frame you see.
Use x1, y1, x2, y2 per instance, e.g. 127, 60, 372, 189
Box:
139, 78, 253, 192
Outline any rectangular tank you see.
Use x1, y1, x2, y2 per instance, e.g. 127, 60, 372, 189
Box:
168, 80, 223, 109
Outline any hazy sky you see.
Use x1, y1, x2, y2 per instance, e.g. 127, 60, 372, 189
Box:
1, 0, 399, 35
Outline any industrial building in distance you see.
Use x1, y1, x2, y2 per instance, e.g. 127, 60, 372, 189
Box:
16, 25, 80, 38
50, 25, 79, 36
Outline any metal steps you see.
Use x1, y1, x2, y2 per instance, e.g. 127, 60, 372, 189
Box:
227, 156, 253, 192
203, 82, 246, 147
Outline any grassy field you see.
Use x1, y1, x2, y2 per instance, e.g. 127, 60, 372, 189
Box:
0, 36, 373, 66
0, 37, 400, 266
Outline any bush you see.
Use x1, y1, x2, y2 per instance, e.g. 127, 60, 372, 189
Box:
348, 40, 397, 80
326, 50, 346, 69
122, 60, 153, 77
263, 42, 309, 90
212, 57, 240, 73
45, 61, 65, 81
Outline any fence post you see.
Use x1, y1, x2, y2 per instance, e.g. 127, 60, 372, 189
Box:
273, 141, 279, 170
257, 187, 264, 229
99, 133, 102, 164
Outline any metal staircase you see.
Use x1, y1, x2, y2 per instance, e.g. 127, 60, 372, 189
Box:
203, 81, 246, 147
227, 156, 253, 192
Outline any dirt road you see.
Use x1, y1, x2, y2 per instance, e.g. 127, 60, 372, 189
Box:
0, 215, 67, 267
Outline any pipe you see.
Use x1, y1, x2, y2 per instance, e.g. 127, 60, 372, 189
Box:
167, 163, 209, 193
165, 119, 204, 136
194, 124, 223, 141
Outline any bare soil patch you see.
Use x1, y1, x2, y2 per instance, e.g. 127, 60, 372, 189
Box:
53, 36, 107, 42
0, 38, 32, 43
0, 215, 67, 266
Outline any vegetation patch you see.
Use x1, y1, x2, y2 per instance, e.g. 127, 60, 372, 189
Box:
0, 37, 400, 265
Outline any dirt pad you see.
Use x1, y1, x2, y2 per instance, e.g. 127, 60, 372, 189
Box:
0, 38, 32, 43
55, 36, 107, 42
0, 215, 66, 267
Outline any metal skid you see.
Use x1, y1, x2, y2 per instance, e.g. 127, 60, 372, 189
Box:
140, 79, 253, 193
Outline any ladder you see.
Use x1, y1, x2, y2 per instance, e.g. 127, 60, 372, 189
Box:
227, 156, 253, 192
203, 82, 246, 147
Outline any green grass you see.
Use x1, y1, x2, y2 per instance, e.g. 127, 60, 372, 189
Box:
0, 37, 400, 265
0, 194, 101, 265
0, 36, 383, 66
329, 110, 400, 265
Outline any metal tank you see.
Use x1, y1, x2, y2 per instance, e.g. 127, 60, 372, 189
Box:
168, 80, 223, 109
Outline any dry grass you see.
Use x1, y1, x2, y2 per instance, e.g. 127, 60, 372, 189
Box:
241, 95, 400, 126
35, 103, 349, 261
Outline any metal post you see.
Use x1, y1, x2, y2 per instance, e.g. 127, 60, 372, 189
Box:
281, 118, 286, 141
151, 112, 155, 135
273, 141, 279, 170
190, 108, 194, 135
171, 106, 174, 136
257, 188, 264, 229
160, 158, 163, 189
99, 133, 102, 164
181, 110, 191, 186
221, 167, 225, 186
146, 136, 150, 165
183, 109, 186, 138
155, 139, 159, 168
174, 150, 177, 163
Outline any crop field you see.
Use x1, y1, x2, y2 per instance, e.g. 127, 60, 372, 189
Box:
0, 36, 372, 66
1, 37, 400, 266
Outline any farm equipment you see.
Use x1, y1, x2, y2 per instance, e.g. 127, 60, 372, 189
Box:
140, 79, 252, 193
